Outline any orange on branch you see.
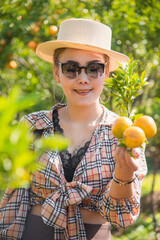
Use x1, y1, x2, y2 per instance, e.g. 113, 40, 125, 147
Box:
31, 22, 41, 34
9, 60, 17, 69
123, 126, 146, 149
33, 25, 40, 34
49, 25, 58, 35
5, 61, 17, 69
134, 115, 157, 139
0, 39, 6, 46
112, 117, 133, 139
28, 40, 37, 51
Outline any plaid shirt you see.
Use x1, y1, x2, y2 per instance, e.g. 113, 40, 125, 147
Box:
0, 104, 147, 240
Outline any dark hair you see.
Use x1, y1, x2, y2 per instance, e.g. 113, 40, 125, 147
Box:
104, 54, 110, 73
53, 48, 67, 66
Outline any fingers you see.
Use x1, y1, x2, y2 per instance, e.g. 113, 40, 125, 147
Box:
131, 148, 140, 158
115, 146, 141, 170
124, 148, 141, 171
115, 147, 140, 160
115, 147, 126, 167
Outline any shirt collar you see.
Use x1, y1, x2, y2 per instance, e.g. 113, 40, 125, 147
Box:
33, 104, 118, 130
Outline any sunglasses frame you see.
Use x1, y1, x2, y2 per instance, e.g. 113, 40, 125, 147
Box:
58, 62, 106, 79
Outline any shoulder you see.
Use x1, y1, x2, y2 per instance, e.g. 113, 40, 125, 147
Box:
101, 106, 119, 127
20, 104, 65, 131
20, 109, 53, 131
20, 104, 66, 131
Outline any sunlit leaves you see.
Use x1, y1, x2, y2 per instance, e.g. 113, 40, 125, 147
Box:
0, 87, 69, 189
105, 59, 148, 117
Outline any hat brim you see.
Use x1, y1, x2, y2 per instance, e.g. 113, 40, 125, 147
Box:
36, 40, 130, 72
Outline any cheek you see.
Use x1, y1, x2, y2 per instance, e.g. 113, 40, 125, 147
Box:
94, 77, 105, 96
60, 79, 72, 94
95, 77, 105, 89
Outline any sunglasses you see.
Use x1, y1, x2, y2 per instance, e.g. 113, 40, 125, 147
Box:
58, 61, 106, 79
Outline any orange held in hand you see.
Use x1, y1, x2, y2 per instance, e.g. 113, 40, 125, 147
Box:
112, 117, 133, 139
112, 115, 157, 149
123, 126, 146, 149
133, 115, 157, 139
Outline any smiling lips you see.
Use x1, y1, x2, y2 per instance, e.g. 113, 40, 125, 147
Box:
74, 89, 92, 93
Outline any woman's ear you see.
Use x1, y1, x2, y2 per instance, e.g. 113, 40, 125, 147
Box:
53, 64, 60, 83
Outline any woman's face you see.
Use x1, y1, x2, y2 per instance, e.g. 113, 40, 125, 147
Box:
53, 48, 109, 107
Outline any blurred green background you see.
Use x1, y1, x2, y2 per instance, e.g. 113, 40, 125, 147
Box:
0, 0, 160, 239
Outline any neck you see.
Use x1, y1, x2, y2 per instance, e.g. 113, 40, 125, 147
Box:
66, 101, 103, 124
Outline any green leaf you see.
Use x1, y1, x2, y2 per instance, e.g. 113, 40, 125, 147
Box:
36, 134, 70, 151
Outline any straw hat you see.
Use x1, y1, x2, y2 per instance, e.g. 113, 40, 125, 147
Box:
36, 18, 129, 72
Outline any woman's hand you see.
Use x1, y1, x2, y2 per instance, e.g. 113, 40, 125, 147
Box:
114, 146, 141, 182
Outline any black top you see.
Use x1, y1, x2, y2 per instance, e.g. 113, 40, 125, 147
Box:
52, 109, 90, 182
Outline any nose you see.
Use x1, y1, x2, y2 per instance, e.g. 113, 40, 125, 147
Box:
77, 69, 89, 84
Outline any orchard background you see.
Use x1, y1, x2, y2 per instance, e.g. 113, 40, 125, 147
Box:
0, 0, 160, 239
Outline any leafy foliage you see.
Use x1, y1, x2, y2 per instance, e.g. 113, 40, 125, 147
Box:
0, 87, 69, 189
105, 59, 148, 117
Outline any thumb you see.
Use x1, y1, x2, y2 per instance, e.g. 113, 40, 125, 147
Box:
131, 148, 140, 159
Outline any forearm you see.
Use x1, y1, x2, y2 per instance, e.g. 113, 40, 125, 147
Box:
99, 146, 147, 227
110, 164, 135, 198
109, 180, 135, 198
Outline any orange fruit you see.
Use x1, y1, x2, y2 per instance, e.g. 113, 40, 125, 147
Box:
0, 39, 6, 46
33, 25, 40, 34
5, 61, 17, 69
28, 40, 37, 51
134, 115, 157, 139
112, 117, 133, 139
49, 25, 58, 35
123, 126, 146, 149
9, 60, 17, 69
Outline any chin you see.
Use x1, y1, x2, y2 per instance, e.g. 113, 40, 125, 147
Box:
71, 99, 99, 107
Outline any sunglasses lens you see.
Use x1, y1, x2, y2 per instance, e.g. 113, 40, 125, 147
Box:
62, 63, 79, 79
60, 62, 105, 79
86, 63, 104, 79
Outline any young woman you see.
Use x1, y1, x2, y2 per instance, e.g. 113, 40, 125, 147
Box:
0, 18, 147, 240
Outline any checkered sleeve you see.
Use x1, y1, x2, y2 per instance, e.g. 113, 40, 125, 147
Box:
0, 187, 31, 240
99, 146, 147, 228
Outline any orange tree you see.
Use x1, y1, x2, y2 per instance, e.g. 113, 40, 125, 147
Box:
0, 0, 159, 114
0, 0, 160, 239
